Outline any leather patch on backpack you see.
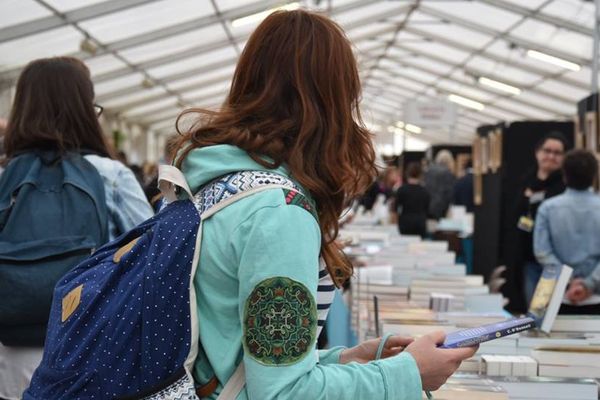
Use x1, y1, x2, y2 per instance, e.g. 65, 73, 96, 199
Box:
113, 237, 141, 263
62, 284, 83, 322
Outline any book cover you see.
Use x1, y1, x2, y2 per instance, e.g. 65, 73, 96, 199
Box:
527, 265, 573, 333
440, 317, 535, 348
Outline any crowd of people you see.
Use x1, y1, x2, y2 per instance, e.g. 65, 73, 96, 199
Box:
369, 133, 600, 317
361, 149, 474, 239
0, 10, 479, 400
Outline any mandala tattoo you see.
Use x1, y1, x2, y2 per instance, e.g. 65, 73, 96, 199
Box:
243, 277, 317, 366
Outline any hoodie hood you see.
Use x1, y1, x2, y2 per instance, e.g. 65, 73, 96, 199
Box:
181, 144, 290, 194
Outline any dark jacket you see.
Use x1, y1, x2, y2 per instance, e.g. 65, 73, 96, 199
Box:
515, 169, 565, 263
424, 164, 456, 219
396, 183, 430, 237
453, 170, 474, 213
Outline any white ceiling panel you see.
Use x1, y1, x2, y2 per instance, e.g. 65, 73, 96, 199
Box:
146, 46, 238, 79
79, 0, 214, 43
167, 66, 235, 91
104, 86, 168, 109
0, 26, 83, 72
86, 54, 128, 77
542, 0, 595, 31
45, 0, 109, 12
423, 1, 522, 31
0, 0, 52, 29
2, 0, 598, 148
120, 25, 228, 65
95, 72, 146, 96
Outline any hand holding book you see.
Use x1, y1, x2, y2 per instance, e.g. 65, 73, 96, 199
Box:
405, 331, 478, 392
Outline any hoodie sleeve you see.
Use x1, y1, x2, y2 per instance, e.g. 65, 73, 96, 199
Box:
231, 198, 422, 400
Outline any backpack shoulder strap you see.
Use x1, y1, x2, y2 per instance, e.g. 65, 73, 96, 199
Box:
216, 363, 245, 400
194, 170, 305, 219
158, 164, 194, 202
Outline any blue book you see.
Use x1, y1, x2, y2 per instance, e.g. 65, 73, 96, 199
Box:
440, 317, 535, 348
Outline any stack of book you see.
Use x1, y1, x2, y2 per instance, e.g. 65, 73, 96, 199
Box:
480, 355, 538, 377
478, 336, 519, 356
382, 319, 456, 338
352, 265, 409, 302
490, 375, 598, 400
439, 311, 508, 328
436, 374, 597, 400
532, 345, 600, 379
427, 374, 508, 399
516, 331, 600, 356
409, 276, 489, 310
552, 315, 600, 334
430, 293, 454, 312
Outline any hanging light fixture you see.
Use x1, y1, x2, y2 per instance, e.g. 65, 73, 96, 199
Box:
526, 50, 581, 72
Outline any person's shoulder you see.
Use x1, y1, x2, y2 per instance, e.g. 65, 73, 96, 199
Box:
588, 192, 600, 205
541, 192, 567, 210
83, 155, 131, 179
220, 184, 318, 226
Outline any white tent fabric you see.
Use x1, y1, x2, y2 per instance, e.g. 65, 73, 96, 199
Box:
0, 0, 596, 149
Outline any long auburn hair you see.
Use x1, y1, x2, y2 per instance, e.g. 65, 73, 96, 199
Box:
4, 57, 111, 159
176, 9, 377, 285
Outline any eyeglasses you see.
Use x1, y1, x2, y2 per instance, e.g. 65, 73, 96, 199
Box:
94, 104, 104, 117
541, 148, 564, 157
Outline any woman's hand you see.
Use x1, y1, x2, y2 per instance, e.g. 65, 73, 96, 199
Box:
405, 331, 478, 391
339, 336, 414, 364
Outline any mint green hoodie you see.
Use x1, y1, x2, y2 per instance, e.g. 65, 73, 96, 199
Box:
182, 144, 422, 399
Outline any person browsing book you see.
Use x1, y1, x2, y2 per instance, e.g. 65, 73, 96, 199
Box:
534, 149, 600, 314
173, 10, 476, 399
396, 162, 430, 238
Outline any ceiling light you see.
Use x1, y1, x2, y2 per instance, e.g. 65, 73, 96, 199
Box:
405, 124, 422, 134
448, 94, 485, 111
231, 2, 300, 28
141, 78, 155, 89
396, 121, 405, 128
80, 38, 97, 55
478, 77, 521, 95
527, 49, 581, 72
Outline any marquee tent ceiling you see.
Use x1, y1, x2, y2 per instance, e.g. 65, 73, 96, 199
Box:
0, 0, 596, 147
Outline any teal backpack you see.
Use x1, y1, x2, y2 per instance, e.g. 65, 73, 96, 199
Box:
0, 151, 108, 346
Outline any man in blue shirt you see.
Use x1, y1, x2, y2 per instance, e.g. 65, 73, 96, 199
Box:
534, 149, 600, 314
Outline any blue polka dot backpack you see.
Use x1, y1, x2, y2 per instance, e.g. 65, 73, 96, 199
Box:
24, 166, 308, 400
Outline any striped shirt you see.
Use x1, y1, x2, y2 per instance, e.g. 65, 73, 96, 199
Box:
316, 259, 335, 337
